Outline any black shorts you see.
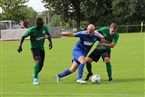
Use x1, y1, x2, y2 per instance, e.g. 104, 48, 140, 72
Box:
88, 49, 111, 62
31, 48, 45, 61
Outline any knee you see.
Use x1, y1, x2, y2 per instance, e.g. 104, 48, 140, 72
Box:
86, 57, 93, 63
34, 56, 41, 64
104, 57, 110, 63
80, 60, 86, 65
70, 68, 76, 73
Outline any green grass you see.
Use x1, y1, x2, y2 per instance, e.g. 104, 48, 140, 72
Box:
0, 33, 144, 97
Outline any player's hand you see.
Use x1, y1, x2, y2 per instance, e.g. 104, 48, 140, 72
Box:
102, 39, 108, 43
49, 43, 52, 50
17, 46, 22, 53
97, 43, 104, 47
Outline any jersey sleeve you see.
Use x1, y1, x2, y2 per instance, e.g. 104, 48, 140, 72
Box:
43, 26, 51, 38
74, 31, 81, 37
97, 28, 104, 34
75, 31, 86, 37
97, 27, 108, 34
44, 26, 49, 34
112, 33, 119, 43
24, 28, 32, 37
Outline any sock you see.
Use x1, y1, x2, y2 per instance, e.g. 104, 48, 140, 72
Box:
58, 69, 71, 78
39, 60, 44, 73
78, 63, 84, 79
86, 62, 93, 75
34, 63, 40, 78
106, 62, 112, 79
38, 64, 43, 73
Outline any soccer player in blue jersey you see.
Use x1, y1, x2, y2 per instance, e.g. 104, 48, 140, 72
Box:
56, 24, 104, 84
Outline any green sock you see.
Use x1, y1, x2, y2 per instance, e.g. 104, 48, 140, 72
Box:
34, 64, 40, 78
106, 62, 112, 79
38, 64, 43, 73
86, 62, 93, 75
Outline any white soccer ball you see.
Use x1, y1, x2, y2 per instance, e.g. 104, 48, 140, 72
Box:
91, 75, 101, 84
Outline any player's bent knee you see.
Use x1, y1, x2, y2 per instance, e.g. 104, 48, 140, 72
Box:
104, 57, 110, 63
70, 68, 76, 73
35, 60, 41, 64
86, 57, 93, 63
34, 56, 41, 64
80, 60, 86, 65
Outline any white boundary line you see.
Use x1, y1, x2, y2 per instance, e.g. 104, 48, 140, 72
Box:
0, 92, 144, 96
0, 41, 3, 97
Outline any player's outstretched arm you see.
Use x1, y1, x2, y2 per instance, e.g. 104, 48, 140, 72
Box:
17, 36, 26, 53
98, 42, 116, 48
46, 32, 53, 50
60, 31, 75, 37
100, 38, 108, 43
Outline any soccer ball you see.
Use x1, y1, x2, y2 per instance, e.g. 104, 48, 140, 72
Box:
91, 75, 101, 84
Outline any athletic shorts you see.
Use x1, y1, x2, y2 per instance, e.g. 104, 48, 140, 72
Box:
88, 49, 111, 62
72, 47, 87, 65
31, 48, 45, 61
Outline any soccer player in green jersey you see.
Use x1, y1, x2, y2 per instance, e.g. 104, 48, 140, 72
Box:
17, 18, 52, 85
84, 23, 119, 82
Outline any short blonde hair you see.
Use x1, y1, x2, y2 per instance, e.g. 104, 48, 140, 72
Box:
110, 23, 117, 29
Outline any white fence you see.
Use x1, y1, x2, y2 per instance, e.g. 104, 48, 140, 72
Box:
0, 27, 61, 41
118, 25, 145, 33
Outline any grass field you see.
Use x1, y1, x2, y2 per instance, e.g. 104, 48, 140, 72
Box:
0, 33, 144, 97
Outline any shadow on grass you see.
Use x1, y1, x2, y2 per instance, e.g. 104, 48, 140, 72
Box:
114, 78, 144, 83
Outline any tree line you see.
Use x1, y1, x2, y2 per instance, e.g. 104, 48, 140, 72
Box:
0, 0, 37, 26
0, 0, 145, 30
42, 0, 145, 28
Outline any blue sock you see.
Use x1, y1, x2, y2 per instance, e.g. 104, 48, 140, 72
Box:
58, 69, 71, 78
78, 64, 84, 79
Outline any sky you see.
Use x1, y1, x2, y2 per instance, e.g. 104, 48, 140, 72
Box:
25, 0, 47, 12
0, 0, 47, 13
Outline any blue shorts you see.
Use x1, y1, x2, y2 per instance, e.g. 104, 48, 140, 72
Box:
72, 47, 87, 65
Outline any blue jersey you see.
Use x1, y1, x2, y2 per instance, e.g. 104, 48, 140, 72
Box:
72, 31, 101, 60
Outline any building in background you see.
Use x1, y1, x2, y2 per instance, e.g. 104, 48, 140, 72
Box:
37, 11, 49, 25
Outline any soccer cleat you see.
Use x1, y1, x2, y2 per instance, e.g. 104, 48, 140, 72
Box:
109, 78, 113, 81
84, 73, 93, 81
33, 78, 40, 85
76, 79, 87, 84
109, 78, 114, 83
56, 74, 60, 84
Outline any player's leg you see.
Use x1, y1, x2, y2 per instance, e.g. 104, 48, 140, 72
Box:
76, 56, 87, 83
38, 50, 45, 73
102, 50, 113, 81
85, 49, 101, 81
84, 57, 93, 81
56, 61, 78, 84
31, 48, 41, 85
77, 56, 86, 79
104, 57, 113, 81
33, 56, 41, 77
57, 61, 78, 78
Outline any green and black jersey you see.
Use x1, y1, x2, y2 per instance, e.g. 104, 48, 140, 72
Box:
24, 25, 49, 50
96, 27, 119, 50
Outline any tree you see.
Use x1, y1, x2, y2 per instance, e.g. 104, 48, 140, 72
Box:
0, 0, 27, 20
82, 0, 113, 26
112, 0, 145, 24
0, 0, 37, 25
42, 0, 85, 29
49, 15, 61, 27
42, 0, 145, 29
42, 0, 114, 28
